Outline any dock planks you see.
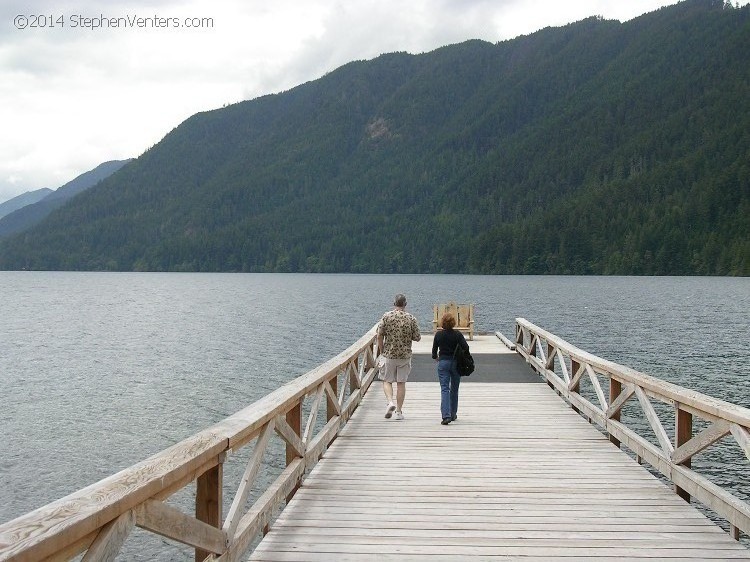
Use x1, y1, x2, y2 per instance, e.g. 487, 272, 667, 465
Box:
249, 372, 750, 560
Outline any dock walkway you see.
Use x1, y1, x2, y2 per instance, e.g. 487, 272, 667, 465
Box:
3, 329, 749, 562
250, 336, 750, 561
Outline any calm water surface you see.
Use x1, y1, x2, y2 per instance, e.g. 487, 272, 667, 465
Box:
1, 272, 748, 557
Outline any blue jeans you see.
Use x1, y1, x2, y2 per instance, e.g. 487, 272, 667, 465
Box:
437, 358, 461, 420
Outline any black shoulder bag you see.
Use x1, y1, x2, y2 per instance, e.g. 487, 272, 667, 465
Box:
454, 342, 475, 377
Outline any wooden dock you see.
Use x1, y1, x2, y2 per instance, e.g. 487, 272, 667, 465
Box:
249, 338, 749, 561
2, 323, 749, 562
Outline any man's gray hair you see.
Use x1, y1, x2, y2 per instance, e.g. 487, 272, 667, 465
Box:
394, 293, 407, 307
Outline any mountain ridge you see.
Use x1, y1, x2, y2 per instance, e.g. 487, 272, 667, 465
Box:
0, 160, 132, 239
0, 0, 747, 274
0, 189, 53, 220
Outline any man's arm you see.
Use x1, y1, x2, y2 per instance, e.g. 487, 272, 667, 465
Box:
376, 319, 384, 354
412, 318, 421, 341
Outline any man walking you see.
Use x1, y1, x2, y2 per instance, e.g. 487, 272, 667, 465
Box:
377, 293, 421, 420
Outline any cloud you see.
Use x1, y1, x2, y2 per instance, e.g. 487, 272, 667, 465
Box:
0, 0, 686, 203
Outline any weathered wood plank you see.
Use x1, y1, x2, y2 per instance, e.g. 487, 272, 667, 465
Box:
516, 318, 750, 427
80, 511, 134, 562
135, 500, 225, 554
731, 423, 750, 461
635, 386, 674, 455
323, 380, 341, 418
249, 382, 750, 560
495, 331, 516, 350
585, 363, 608, 412
607, 382, 635, 419
672, 419, 729, 465
305, 416, 341, 468
557, 348, 570, 384
223, 420, 275, 538
195, 462, 223, 562
302, 385, 324, 444
274, 414, 304, 458
252, 540, 750, 559
247, 554, 743, 562
216, 460, 305, 562
4, 323, 749, 562
0, 430, 227, 562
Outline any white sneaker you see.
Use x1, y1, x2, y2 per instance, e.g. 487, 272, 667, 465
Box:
385, 402, 395, 419
394, 411, 404, 421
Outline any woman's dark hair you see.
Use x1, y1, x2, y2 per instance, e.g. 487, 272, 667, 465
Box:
441, 312, 456, 330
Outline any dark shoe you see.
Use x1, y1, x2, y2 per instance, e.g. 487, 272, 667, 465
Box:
451, 415, 457, 421
441, 418, 451, 425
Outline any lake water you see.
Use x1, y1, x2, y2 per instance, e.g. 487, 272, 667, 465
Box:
1, 272, 748, 557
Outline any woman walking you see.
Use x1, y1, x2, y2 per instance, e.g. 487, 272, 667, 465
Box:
431, 312, 470, 425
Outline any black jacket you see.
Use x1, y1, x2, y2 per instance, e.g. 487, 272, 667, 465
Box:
431, 329, 469, 359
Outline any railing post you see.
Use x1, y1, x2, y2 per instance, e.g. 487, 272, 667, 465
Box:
195, 459, 224, 562
609, 377, 622, 448
286, 402, 302, 503
546, 343, 555, 369
675, 403, 692, 502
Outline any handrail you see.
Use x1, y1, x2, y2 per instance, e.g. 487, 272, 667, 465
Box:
0, 324, 382, 562
515, 317, 750, 541
5, 318, 747, 560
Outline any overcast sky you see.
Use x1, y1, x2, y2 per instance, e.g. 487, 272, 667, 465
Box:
0, 0, 687, 204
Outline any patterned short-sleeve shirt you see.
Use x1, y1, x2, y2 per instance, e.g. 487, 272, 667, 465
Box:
378, 309, 421, 359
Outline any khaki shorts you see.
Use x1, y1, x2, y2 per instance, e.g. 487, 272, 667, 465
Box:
380, 357, 412, 383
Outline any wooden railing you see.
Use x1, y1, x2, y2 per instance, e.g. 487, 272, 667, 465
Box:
515, 317, 750, 540
0, 325, 382, 562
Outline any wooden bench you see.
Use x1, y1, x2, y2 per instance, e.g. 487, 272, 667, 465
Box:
432, 302, 475, 340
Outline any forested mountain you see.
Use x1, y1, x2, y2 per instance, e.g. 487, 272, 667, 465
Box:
0, 189, 52, 220
0, 160, 131, 239
1, 0, 748, 274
